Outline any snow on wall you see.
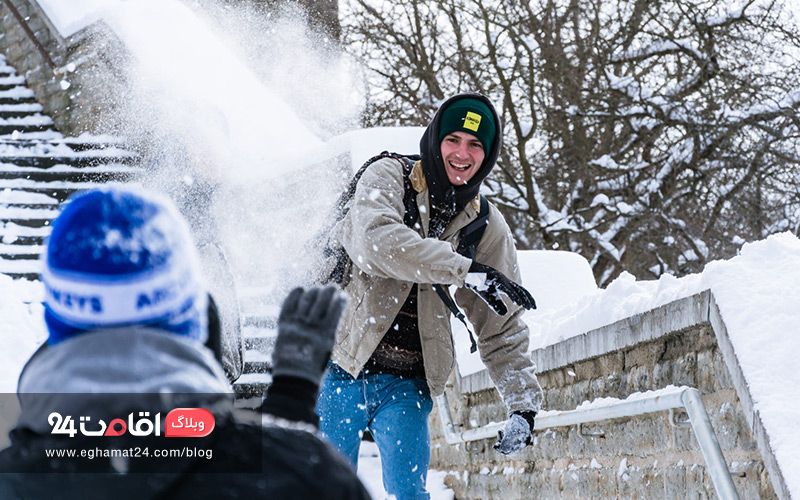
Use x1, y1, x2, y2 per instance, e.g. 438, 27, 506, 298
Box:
452, 231, 800, 498
36, 0, 116, 38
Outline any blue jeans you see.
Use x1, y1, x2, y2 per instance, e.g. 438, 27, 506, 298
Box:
317, 362, 433, 500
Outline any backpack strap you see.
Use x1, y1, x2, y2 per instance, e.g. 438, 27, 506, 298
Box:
457, 195, 490, 260
433, 284, 478, 353
432, 195, 490, 354
397, 155, 420, 229
321, 152, 419, 285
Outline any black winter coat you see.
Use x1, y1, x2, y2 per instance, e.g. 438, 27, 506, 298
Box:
0, 413, 370, 500
0, 329, 370, 500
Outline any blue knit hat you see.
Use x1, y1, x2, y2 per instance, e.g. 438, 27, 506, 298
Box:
41, 186, 208, 345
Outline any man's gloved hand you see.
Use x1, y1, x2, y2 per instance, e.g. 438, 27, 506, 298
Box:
493, 411, 536, 455
271, 286, 347, 386
464, 261, 536, 315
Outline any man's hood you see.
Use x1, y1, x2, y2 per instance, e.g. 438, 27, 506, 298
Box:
419, 92, 503, 212
15, 327, 233, 434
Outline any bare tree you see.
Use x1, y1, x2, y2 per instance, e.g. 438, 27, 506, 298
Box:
343, 0, 800, 285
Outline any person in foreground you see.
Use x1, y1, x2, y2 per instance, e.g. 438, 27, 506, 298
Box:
317, 92, 543, 500
0, 186, 370, 500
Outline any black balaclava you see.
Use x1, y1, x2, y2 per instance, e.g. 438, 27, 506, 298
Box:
419, 92, 502, 238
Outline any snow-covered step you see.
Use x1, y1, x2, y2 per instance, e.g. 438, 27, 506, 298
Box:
0, 163, 141, 173
243, 348, 271, 374
0, 102, 44, 118
0, 163, 143, 183
0, 150, 139, 168
0, 189, 59, 205
0, 258, 41, 277
0, 222, 52, 238
0, 87, 36, 104
0, 125, 52, 136
233, 372, 271, 400
0, 243, 44, 255
243, 313, 278, 330
0, 76, 26, 90
0, 206, 59, 231
0, 130, 64, 141
0, 205, 59, 219
0, 178, 143, 204
0, 114, 52, 125
0, 177, 121, 189
243, 328, 276, 354
51, 138, 132, 152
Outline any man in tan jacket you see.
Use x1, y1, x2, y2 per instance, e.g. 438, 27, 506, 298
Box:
316, 92, 543, 500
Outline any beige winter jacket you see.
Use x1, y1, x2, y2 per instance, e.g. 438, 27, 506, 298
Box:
330, 157, 543, 414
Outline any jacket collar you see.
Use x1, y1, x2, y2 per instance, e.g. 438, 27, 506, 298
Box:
410, 161, 481, 240
16, 328, 233, 434
410, 161, 480, 212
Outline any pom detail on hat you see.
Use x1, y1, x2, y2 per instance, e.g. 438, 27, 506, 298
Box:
41, 186, 208, 345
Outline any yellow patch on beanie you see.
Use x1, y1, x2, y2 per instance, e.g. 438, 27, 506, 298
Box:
463, 111, 482, 132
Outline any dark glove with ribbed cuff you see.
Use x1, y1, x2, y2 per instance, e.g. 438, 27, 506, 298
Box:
464, 261, 536, 315
493, 410, 536, 455
271, 286, 347, 387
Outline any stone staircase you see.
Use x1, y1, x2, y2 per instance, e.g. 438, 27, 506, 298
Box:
0, 59, 142, 280
0, 54, 275, 402
235, 292, 279, 401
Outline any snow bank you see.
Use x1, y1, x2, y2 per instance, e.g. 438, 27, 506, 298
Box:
36, 0, 109, 38
455, 231, 800, 497
337, 127, 427, 172
0, 276, 45, 394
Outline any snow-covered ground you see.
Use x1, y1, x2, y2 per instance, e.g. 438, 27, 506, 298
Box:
358, 441, 454, 500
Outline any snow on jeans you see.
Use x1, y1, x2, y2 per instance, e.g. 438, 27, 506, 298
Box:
317, 361, 433, 500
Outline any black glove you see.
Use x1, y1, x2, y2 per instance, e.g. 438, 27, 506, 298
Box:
271, 286, 347, 386
464, 261, 536, 315
493, 411, 535, 455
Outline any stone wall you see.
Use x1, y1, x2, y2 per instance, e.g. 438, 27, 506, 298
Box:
0, 0, 341, 138
0, 0, 129, 136
430, 291, 781, 499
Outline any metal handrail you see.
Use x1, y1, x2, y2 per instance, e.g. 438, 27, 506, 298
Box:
436, 385, 740, 500
1, 0, 60, 72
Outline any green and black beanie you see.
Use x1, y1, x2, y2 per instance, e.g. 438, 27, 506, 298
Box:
437, 98, 496, 155
420, 92, 502, 214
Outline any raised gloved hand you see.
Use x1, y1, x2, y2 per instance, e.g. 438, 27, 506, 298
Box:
464, 261, 536, 315
493, 411, 536, 455
271, 286, 347, 386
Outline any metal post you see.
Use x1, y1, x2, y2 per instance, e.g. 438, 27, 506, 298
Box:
682, 388, 741, 500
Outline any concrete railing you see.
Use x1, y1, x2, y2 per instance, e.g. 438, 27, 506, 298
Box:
430, 291, 784, 499
436, 385, 740, 500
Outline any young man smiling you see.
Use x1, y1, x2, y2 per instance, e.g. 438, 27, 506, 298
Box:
317, 92, 543, 500
441, 130, 485, 185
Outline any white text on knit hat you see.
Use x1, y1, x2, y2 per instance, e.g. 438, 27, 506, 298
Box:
41, 259, 202, 327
